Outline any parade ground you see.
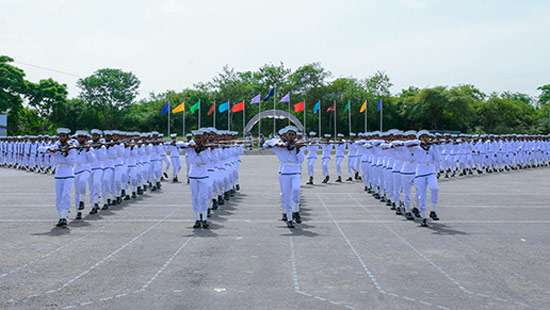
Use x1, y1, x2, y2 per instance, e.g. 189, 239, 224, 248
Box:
1, 155, 550, 310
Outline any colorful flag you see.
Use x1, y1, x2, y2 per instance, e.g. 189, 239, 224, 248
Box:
343, 100, 351, 112
359, 100, 367, 113
263, 87, 275, 101
312, 100, 320, 113
189, 100, 200, 114
218, 101, 230, 113
294, 101, 305, 113
250, 94, 261, 104
208, 103, 216, 116
172, 102, 185, 113
280, 93, 290, 103
326, 102, 336, 112
160, 102, 170, 115
376, 98, 383, 112
231, 101, 245, 113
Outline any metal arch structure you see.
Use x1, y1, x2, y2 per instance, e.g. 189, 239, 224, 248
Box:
244, 109, 304, 135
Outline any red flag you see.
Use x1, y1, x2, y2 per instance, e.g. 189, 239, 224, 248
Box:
207, 103, 216, 116
294, 101, 305, 112
231, 101, 245, 113
326, 102, 336, 112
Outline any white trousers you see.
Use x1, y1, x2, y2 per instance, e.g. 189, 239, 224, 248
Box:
414, 174, 439, 217
74, 171, 90, 207
307, 158, 316, 177
55, 177, 74, 219
279, 174, 301, 220
335, 156, 344, 177
170, 156, 181, 178
190, 177, 211, 220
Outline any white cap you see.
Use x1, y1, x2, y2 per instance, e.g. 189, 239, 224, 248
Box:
278, 125, 298, 135
170, 133, 177, 138
337, 133, 344, 138
416, 130, 432, 138
56, 128, 71, 135
75, 130, 90, 137
405, 140, 420, 147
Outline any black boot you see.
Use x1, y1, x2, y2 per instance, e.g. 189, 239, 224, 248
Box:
124, 194, 130, 200
390, 202, 396, 210
346, 177, 353, 181
207, 208, 211, 218
307, 177, 313, 185
281, 213, 288, 222
75, 212, 82, 220
193, 220, 201, 229
102, 204, 109, 210
89, 205, 99, 215
286, 221, 295, 229
56, 218, 67, 227
173, 176, 179, 183
412, 207, 420, 218
293, 212, 302, 224
201, 220, 209, 229
405, 212, 414, 220
364, 186, 369, 191
420, 218, 428, 227
78, 201, 85, 210
336, 176, 342, 183
322, 176, 329, 183
218, 195, 225, 205
429, 211, 440, 221
137, 187, 143, 195
132, 192, 137, 199
236, 184, 240, 191
212, 199, 218, 210
163, 172, 168, 179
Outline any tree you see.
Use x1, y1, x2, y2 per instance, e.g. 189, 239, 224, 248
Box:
364, 71, 392, 97
78, 68, 140, 128
0, 55, 27, 134
26, 78, 68, 118
537, 84, 550, 106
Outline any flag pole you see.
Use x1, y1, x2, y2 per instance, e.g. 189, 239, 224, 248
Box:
303, 96, 306, 135
213, 101, 216, 128
183, 107, 186, 136
318, 101, 321, 137
348, 100, 351, 135
333, 100, 337, 138
243, 100, 246, 139
168, 103, 171, 136
198, 99, 201, 129
364, 100, 368, 132
273, 87, 276, 136
288, 93, 291, 125
228, 100, 231, 131
258, 98, 261, 140
379, 99, 383, 131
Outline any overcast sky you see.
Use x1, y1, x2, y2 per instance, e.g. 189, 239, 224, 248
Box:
1, 0, 549, 98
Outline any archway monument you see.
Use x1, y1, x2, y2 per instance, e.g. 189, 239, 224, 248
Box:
244, 109, 304, 136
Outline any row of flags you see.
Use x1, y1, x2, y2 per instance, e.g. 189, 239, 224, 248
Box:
161, 95, 383, 116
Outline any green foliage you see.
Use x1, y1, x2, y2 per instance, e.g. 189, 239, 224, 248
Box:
1, 54, 548, 136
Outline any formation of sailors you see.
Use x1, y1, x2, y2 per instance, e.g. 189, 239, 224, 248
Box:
266, 129, 550, 229
0, 128, 244, 229
171, 128, 244, 229
306, 130, 550, 227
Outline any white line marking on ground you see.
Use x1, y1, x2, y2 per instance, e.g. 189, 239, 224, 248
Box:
318, 193, 450, 310
349, 194, 533, 309
141, 237, 193, 290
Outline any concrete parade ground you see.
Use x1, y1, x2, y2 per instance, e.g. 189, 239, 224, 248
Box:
1, 154, 550, 310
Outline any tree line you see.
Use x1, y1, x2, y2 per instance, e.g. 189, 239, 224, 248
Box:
1, 55, 550, 136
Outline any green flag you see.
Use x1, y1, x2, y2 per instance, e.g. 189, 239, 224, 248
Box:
190, 100, 200, 114
343, 100, 351, 112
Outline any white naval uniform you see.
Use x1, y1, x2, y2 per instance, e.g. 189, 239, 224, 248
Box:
306, 144, 319, 178
51, 141, 77, 220
412, 144, 440, 218
265, 139, 305, 221
184, 146, 212, 221
334, 143, 346, 177
320, 143, 332, 177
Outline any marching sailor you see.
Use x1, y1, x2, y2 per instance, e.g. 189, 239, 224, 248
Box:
264, 125, 305, 228
305, 132, 319, 185
413, 130, 441, 227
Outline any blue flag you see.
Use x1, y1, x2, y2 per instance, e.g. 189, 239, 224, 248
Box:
263, 87, 275, 101
160, 102, 170, 116
312, 100, 320, 113
376, 98, 383, 112
250, 94, 261, 104
218, 101, 230, 113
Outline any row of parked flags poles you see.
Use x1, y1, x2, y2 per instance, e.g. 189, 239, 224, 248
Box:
160, 95, 384, 137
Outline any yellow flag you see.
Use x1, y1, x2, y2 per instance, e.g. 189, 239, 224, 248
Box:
359, 100, 367, 113
172, 102, 185, 113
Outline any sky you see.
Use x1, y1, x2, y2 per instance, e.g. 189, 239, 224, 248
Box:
1, 0, 549, 98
